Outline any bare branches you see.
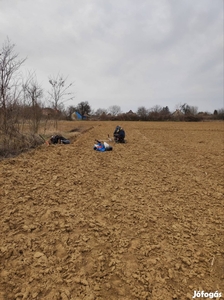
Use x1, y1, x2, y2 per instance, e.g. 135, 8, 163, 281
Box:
23, 71, 43, 105
47, 73, 75, 129
0, 39, 26, 99
22, 71, 43, 133
0, 38, 26, 133
48, 74, 75, 111
108, 105, 122, 116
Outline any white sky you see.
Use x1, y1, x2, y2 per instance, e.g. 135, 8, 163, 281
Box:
0, 0, 223, 113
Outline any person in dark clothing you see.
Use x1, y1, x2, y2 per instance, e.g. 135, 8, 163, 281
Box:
113, 126, 125, 143
48, 135, 70, 145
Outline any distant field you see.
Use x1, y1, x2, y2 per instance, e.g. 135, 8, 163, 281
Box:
0, 121, 223, 299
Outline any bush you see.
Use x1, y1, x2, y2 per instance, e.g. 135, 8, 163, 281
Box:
0, 133, 44, 159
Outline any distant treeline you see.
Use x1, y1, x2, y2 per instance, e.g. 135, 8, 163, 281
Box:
86, 105, 224, 122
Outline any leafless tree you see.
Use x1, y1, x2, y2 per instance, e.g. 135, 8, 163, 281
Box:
148, 105, 163, 120
108, 105, 121, 116
176, 103, 198, 115
22, 72, 43, 133
48, 73, 74, 129
189, 106, 198, 115
0, 38, 26, 134
137, 106, 148, 120
150, 105, 162, 113
217, 108, 224, 120
95, 108, 108, 116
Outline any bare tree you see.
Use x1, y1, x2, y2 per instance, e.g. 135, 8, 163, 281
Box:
161, 106, 170, 114
0, 38, 26, 134
48, 73, 74, 128
149, 105, 163, 121
137, 106, 148, 120
150, 105, 162, 113
217, 108, 224, 120
94, 108, 108, 120
180, 103, 198, 115
95, 108, 108, 116
189, 106, 198, 115
22, 72, 43, 133
108, 105, 121, 116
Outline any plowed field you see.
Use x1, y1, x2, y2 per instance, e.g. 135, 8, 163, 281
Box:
0, 121, 224, 300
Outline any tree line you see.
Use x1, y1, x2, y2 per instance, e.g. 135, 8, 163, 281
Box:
94, 104, 224, 122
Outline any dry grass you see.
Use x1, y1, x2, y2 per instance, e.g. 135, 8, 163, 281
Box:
0, 120, 95, 159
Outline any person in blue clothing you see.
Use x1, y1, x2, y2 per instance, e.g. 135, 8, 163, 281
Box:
113, 126, 125, 143
93, 140, 113, 151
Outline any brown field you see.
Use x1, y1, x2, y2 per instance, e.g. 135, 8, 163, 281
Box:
0, 121, 224, 300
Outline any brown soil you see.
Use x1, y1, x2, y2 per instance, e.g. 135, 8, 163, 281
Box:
0, 121, 224, 300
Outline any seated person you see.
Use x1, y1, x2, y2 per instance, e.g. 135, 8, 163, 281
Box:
94, 140, 113, 151
48, 135, 70, 145
113, 126, 125, 143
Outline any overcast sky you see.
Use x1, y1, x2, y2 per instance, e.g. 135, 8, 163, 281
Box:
0, 0, 223, 113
